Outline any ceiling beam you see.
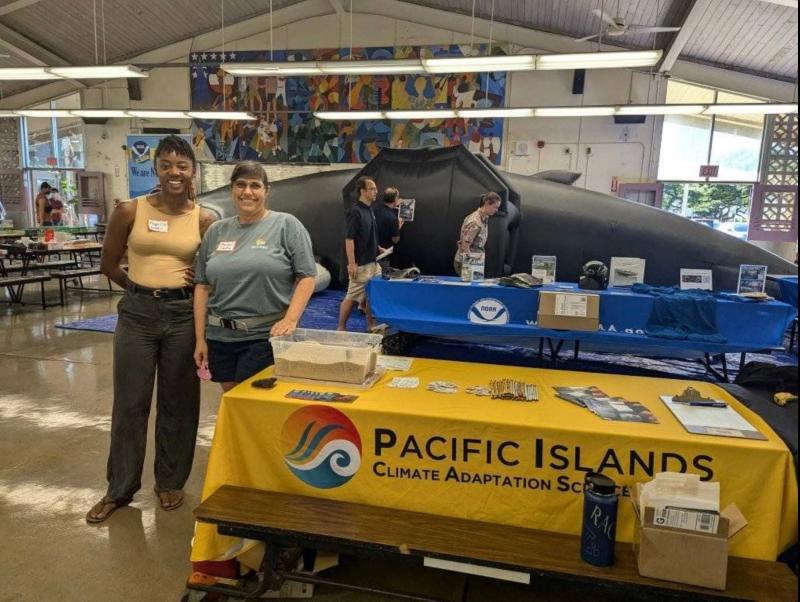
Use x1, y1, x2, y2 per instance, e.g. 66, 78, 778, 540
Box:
0, 21, 85, 90
657, 0, 712, 73
0, 22, 67, 66
0, 0, 43, 17
327, 0, 346, 17
755, 0, 798, 7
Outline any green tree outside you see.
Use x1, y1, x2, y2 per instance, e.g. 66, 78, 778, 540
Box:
661, 183, 751, 221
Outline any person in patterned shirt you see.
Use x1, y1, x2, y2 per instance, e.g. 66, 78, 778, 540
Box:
453, 191, 502, 275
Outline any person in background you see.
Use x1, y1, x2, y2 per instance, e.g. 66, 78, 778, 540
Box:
35, 182, 52, 226
193, 161, 316, 392
453, 191, 502, 276
338, 176, 381, 332
86, 135, 216, 523
373, 185, 404, 273
47, 188, 64, 226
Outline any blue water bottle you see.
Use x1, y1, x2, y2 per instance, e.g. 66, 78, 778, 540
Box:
580, 472, 618, 567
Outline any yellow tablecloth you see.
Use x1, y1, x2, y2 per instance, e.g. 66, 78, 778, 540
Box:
191, 358, 797, 562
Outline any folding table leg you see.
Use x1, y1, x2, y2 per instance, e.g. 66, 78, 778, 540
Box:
573, 340, 580, 360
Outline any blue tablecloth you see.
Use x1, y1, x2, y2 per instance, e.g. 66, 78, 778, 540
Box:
369, 277, 795, 355
768, 275, 798, 310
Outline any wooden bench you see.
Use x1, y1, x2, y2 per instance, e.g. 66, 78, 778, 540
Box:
190, 485, 798, 601
49, 267, 113, 306
0, 274, 52, 308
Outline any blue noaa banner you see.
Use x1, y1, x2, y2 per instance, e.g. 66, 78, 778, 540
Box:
127, 134, 192, 198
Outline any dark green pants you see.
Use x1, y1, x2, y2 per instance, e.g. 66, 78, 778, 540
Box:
106, 290, 200, 501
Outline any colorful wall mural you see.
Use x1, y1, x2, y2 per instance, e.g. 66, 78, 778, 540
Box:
189, 45, 506, 165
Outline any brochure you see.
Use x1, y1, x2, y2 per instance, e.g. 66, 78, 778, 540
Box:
531, 255, 557, 284
554, 386, 658, 423
680, 268, 713, 291
398, 198, 416, 222
461, 251, 485, 281
660, 395, 766, 440
610, 257, 646, 287
737, 264, 767, 294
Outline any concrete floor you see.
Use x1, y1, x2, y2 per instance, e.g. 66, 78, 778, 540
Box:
0, 282, 657, 602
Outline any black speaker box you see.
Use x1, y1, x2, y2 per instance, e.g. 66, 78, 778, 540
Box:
572, 69, 586, 95
127, 78, 142, 101
614, 115, 648, 124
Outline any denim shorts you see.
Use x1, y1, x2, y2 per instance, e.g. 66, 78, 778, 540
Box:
207, 338, 274, 384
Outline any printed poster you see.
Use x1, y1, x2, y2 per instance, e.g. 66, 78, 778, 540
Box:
127, 134, 192, 198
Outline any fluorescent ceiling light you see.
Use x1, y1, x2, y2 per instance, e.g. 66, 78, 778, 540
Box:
128, 110, 190, 119
49, 65, 147, 79
0, 111, 17, 117
314, 111, 385, 120
0, 65, 147, 80
537, 50, 662, 70
617, 104, 705, 115
458, 108, 535, 118
223, 62, 323, 76
535, 106, 616, 117
71, 110, 129, 118
422, 55, 536, 73
703, 103, 797, 115
319, 59, 423, 75
0, 67, 56, 80
188, 111, 257, 120
385, 110, 457, 119
17, 109, 74, 117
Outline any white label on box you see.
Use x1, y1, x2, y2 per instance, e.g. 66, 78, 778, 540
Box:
654, 507, 719, 534
554, 294, 588, 317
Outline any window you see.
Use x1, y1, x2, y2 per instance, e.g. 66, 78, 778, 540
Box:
658, 82, 764, 182
662, 182, 753, 239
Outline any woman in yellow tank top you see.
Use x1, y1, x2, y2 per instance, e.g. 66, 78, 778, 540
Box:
86, 136, 216, 523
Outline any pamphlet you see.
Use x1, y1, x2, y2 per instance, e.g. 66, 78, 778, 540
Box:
388, 376, 420, 389
610, 257, 646, 287
660, 396, 766, 440
531, 255, 557, 284
461, 252, 485, 282
680, 268, 713, 291
377, 356, 414, 371
553, 386, 659, 423
398, 198, 416, 222
737, 264, 767, 294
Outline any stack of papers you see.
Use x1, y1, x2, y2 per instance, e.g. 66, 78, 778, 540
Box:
554, 386, 659, 423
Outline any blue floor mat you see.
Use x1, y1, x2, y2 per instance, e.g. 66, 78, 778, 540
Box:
57, 289, 796, 382
56, 313, 118, 334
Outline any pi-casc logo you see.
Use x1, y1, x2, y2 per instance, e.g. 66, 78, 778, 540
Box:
280, 406, 362, 489
468, 298, 509, 325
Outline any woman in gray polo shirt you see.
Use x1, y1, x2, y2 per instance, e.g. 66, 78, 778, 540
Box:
193, 162, 316, 391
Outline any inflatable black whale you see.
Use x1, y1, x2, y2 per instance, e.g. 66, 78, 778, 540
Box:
198, 146, 796, 292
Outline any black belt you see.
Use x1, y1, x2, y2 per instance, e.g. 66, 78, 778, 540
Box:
127, 282, 193, 299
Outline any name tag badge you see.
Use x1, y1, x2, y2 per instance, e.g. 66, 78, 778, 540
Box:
216, 240, 236, 252
148, 219, 169, 233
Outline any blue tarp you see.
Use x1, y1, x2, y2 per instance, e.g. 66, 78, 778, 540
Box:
369, 277, 796, 355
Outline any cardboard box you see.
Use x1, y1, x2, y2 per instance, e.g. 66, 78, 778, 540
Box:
632, 486, 747, 590
537, 291, 599, 331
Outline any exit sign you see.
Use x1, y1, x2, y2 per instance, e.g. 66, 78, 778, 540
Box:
699, 164, 719, 178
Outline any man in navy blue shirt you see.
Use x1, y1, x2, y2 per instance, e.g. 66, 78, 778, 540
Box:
338, 176, 381, 331
373, 186, 404, 271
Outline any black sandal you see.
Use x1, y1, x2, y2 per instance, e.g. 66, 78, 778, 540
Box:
85, 496, 130, 524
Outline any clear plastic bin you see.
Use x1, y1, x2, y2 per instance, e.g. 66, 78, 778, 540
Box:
271, 328, 383, 384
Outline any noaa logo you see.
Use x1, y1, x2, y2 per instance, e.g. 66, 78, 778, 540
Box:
130, 140, 151, 163
468, 298, 509, 325
280, 406, 362, 489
